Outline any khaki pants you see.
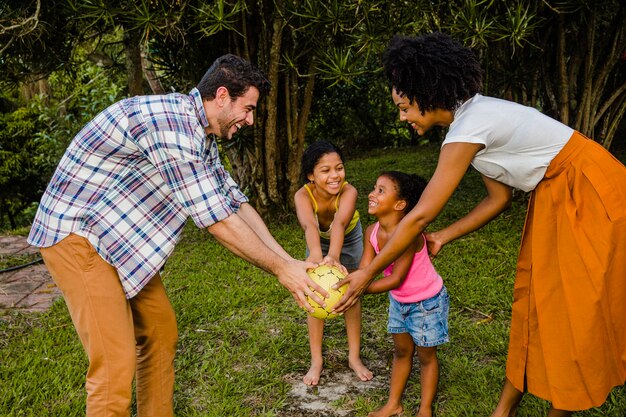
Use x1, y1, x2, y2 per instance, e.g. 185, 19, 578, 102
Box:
41, 234, 178, 416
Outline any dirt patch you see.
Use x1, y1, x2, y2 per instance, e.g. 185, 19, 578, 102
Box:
278, 359, 388, 417
0, 235, 60, 315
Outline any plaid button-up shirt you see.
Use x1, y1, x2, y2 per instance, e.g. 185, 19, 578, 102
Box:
28, 88, 248, 298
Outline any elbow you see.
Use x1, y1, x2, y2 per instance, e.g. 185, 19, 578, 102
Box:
501, 193, 513, 211
488, 187, 513, 213
488, 191, 513, 218
412, 214, 433, 234
501, 191, 513, 211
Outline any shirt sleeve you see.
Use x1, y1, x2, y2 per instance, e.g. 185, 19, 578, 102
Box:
138, 130, 248, 229
442, 134, 487, 147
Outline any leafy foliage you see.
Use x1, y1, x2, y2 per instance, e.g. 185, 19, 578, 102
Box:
1, 0, 625, 223
0, 0, 77, 86
0, 100, 58, 229
0, 58, 125, 231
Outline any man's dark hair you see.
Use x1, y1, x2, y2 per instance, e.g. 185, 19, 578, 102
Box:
197, 54, 270, 100
301, 141, 344, 184
380, 171, 428, 213
382, 32, 483, 113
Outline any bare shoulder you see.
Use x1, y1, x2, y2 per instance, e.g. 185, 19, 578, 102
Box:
294, 186, 313, 211
364, 223, 376, 238
340, 182, 359, 200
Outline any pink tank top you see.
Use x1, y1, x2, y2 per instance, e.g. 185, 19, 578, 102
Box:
369, 222, 443, 303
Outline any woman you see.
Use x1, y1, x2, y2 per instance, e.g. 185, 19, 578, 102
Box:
333, 32, 626, 416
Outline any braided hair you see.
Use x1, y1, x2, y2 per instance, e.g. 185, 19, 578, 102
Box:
382, 32, 483, 113
380, 171, 428, 213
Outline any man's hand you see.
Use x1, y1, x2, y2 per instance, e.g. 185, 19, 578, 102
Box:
277, 259, 330, 312
330, 268, 374, 314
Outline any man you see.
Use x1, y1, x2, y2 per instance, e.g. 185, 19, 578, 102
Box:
28, 54, 325, 416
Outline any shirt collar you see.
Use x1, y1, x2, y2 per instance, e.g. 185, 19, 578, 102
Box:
454, 93, 480, 119
189, 88, 209, 129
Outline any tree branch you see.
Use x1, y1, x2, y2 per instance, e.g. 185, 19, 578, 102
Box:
0, 0, 41, 55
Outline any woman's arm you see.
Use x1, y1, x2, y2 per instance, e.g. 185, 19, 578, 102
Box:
366, 238, 420, 294
332, 141, 483, 313
426, 174, 512, 257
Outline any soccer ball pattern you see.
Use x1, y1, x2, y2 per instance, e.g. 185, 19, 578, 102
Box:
306, 265, 347, 320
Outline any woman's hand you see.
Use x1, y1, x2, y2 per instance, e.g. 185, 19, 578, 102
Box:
425, 231, 445, 258
331, 268, 374, 313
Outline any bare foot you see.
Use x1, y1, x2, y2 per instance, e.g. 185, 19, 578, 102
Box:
349, 358, 374, 381
368, 403, 403, 417
303, 362, 323, 386
416, 405, 432, 417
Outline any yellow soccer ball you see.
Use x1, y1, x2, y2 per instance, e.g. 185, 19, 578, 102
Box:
306, 265, 347, 320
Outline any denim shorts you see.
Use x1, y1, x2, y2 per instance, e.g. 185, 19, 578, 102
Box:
306, 220, 363, 270
387, 286, 450, 347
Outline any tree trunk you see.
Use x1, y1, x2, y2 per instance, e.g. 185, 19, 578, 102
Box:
286, 58, 316, 210
263, 13, 285, 205
124, 28, 144, 96
556, 14, 569, 125
603, 97, 626, 150
141, 48, 165, 95
19, 74, 50, 103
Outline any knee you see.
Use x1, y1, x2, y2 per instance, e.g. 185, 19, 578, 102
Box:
160, 307, 179, 351
86, 339, 137, 391
394, 346, 413, 360
416, 347, 438, 366
137, 321, 178, 357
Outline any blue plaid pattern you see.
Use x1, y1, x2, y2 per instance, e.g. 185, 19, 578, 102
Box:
28, 88, 248, 298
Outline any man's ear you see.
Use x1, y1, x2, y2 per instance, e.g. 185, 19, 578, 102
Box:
394, 200, 407, 212
215, 86, 230, 106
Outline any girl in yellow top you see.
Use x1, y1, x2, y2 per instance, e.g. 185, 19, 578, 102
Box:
294, 141, 373, 386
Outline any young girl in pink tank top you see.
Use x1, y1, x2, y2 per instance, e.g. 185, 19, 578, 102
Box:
362, 171, 449, 417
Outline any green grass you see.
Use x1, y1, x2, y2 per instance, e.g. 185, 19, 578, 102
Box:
1, 144, 625, 416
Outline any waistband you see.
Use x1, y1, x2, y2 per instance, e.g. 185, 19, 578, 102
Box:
544, 131, 589, 179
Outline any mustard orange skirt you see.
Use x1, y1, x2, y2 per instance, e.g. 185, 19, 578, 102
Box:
506, 131, 626, 410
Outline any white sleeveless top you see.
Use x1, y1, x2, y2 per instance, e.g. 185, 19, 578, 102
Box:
443, 94, 574, 192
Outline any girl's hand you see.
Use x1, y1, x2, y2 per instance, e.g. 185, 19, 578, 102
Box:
320, 256, 347, 275
425, 231, 445, 258
306, 255, 323, 265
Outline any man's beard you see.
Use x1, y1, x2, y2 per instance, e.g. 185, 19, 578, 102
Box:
217, 119, 232, 139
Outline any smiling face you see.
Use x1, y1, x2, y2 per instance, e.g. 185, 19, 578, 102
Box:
368, 175, 403, 216
215, 87, 260, 140
391, 89, 453, 136
308, 152, 345, 196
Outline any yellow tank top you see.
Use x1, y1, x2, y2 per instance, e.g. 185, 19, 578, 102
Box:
303, 181, 359, 239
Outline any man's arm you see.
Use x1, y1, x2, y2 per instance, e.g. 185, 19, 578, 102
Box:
234, 203, 292, 260
207, 207, 328, 310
